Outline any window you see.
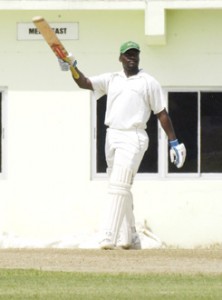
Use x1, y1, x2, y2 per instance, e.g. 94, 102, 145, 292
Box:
168, 92, 198, 174
93, 90, 222, 178
167, 90, 222, 175
201, 92, 222, 173
96, 95, 107, 173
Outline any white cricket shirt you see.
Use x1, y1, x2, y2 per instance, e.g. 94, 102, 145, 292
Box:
90, 70, 166, 130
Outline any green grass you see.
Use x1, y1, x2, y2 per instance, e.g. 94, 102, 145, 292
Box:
0, 269, 221, 300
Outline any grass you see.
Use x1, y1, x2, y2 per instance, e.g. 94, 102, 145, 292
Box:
0, 269, 221, 300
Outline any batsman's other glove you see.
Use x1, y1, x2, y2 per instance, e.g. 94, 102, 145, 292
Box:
58, 53, 77, 71
169, 139, 186, 168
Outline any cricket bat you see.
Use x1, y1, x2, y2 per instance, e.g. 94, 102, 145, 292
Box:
32, 16, 79, 79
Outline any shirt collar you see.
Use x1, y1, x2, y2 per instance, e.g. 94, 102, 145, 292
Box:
119, 69, 143, 78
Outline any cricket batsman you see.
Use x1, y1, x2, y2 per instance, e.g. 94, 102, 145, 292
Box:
58, 41, 186, 249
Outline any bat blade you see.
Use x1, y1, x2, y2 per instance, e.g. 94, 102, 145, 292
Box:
32, 16, 79, 79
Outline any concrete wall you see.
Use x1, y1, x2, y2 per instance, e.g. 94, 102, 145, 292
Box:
0, 9, 222, 247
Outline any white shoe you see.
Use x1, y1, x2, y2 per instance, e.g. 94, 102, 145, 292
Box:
117, 232, 141, 250
99, 232, 115, 250
99, 238, 115, 250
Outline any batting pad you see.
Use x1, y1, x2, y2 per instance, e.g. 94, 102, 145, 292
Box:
118, 192, 135, 248
100, 165, 133, 245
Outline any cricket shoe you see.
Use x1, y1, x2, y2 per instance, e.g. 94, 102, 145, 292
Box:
99, 232, 115, 250
117, 232, 141, 250
99, 239, 115, 250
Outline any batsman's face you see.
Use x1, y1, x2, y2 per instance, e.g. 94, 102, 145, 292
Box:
119, 49, 140, 75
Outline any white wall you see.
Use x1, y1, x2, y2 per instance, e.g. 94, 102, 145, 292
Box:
0, 9, 222, 247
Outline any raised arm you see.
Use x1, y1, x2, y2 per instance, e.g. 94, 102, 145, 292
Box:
58, 54, 93, 90
71, 66, 93, 90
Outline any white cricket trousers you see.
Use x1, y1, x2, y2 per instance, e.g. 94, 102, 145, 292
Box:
105, 128, 149, 176
101, 128, 149, 246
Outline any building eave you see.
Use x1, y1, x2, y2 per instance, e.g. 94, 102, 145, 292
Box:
0, 0, 145, 10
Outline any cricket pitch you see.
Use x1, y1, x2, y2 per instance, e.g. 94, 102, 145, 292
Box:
0, 248, 221, 274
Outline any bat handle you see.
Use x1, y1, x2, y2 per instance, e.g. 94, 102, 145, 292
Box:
70, 66, 80, 79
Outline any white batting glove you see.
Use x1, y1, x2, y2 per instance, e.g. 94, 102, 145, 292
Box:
58, 53, 77, 71
58, 58, 70, 71
169, 139, 186, 168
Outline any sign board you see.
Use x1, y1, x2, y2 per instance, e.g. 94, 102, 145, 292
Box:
17, 22, 79, 40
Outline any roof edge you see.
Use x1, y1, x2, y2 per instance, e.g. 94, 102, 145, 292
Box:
0, 0, 145, 10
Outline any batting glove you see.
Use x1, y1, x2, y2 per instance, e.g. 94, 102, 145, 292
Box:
58, 53, 77, 71
58, 58, 70, 71
169, 139, 186, 168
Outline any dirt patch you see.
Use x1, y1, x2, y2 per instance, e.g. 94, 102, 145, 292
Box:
0, 248, 221, 274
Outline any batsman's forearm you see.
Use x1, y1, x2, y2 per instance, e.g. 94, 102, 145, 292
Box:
162, 119, 177, 141
71, 67, 93, 90
157, 109, 177, 141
